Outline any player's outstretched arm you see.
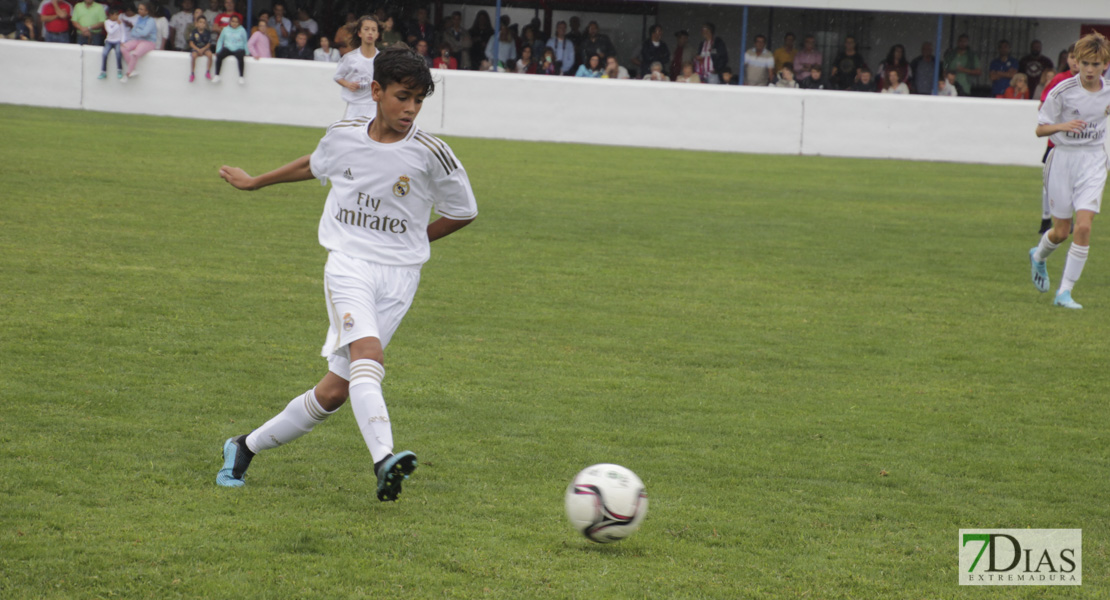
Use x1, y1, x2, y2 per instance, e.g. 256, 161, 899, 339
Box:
1036, 120, 1085, 137
427, 216, 475, 242
219, 155, 314, 191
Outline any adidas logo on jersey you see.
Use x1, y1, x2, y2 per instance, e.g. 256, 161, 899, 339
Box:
343, 168, 354, 180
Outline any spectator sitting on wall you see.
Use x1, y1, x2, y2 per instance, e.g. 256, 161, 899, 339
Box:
468, 10, 493, 69
439, 11, 470, 68
1033, 68, 1055, 100
909, 42, 935, 94
515, 45, 537, 73
251, 10, 277, 56
40, 0, 73, 43
942, 34, 980, 96
575, 53, 603, 78
881, 69, 909, 94
120, 1, 158, 78
996, 72, 1030, 99
211, 0, 239, 36
938, 71, 960, 96
247, 15, 272, 58
794, 34, 821, 80
671, 29, 696, 80
379, 15, 402, 48
695, 22, 727, 84
769, 63, 798, 88
602, 55, 629, 79
334, 11, 354, 55
485, 23, 515, 70
169, 0, 194, 50
433, 42, 457, 69
293, 7, 316, 40
676, 61, 700, 83
187, 13, 212, 80
799, 64, 826, 89
405, 5, 432, 48
848, 67, 876, 91
287, 29, 311, 60
830, 35, 866, 90
877, 44, 910, 91
773, 32, 796, 73
72, 0, 107, 45
1018, 39, 1053, 84
580, 20, 615, 65
212, 12, 247, 82
99, 5, 124, 77
313, 34, 338, 61
643, 60, 668, 81
268, 1, 291, 55
632, 24, 669, 79
546, 20, 574, 75
539, 47, 557, 74
989, 39, 1019, 97
743, 34, 774, 86
720, 66, 736, 84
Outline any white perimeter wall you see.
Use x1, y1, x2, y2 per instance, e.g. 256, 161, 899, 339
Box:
4, 39, 1107, 167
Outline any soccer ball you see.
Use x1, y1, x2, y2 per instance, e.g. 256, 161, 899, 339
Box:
565, 463, 648, 543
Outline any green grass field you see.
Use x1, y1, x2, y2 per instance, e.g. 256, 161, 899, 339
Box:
1, 104, 1108, 599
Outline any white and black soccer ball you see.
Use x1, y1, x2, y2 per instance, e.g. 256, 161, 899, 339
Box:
565, 463, 647, 543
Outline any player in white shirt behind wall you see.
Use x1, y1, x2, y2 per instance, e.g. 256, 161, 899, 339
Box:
215, 47, 478, 502
1029, 32, 1110, 310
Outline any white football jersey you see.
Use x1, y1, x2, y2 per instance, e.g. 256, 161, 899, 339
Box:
1038, 76, 1110, 148
310, 118, 478, 267
333, 50, 377, 104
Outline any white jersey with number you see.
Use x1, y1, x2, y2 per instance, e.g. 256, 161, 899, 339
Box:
1038, 76, 1110, 149
333, 49, 377, 104
310, 118, 478, 267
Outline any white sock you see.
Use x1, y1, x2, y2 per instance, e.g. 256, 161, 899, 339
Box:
1033, 231, 1060, 263
246, 388, 335, 454
1059, 244, 1089, 294
348, 359, 394, 464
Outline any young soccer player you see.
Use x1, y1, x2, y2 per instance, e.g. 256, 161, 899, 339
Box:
1029, 33, 1110, 309
333, 15, 380, 119
1036, 44, 1079, 233
215, 47, 478, 501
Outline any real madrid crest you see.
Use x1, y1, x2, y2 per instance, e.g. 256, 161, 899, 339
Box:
393, 175, 411, 198
343, 312, 355, 331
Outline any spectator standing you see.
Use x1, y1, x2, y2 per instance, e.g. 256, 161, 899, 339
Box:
773, 32, 796, 73
848, 67, 876, 91
676, 62, 700, 83
602, 55, 629, 79
433, 42, 457, 69
468, 10, 494, 69
405, 5, 432, 48
545, 20, 574, 75
294, 7, 316, 40
72, 0, 106, 45
314, 35, 339, 62
247, 16, 271, 58
633, 24, 669, 79
287, 30, 311, 59
378, 15, 402, 48
414, 39, 432, 68
201, 0, 216, 25
520, 25, 544, 62
830, 35, 866, 90
1, 0, 22, 39
98, 5, 124, 78
876, 44, 911, 91
671, 29, 696, 80
799, 64, 825, 89
439, 11, 470, 69
40, 0, 73, 43
268, 2, 291, 56
794, 34, 822, 81
1019, 40, 1054, 85
153, 1, 170, 49
485, 24, 515, 70
250, 10, 277, 56
1055, 49, 1070, 74
881, 69, 909, 94
695, 22, 727, 84
997, 72, 1030, 99
211, 0, 239, 37
575, 54, 602, 78
743, 34, 774, 86
566, 15, 583, 51
187, 13, 212, 80
120, 1, 158, 79
909, 42, 936, 94
989, 40, 1019, 97
169, 0, 194, 50
942, 34, 981, 95
212, 13, 247, 82
580, 21, 615, 64
333, 15, 379, 119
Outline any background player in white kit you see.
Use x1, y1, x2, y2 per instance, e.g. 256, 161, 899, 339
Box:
334, 15, 380, 120
215, 47, 478, 501
1029, 33, 1110, 309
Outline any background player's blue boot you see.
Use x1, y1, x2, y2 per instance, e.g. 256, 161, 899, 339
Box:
217, 436, 253, 487
375, 451, 417, 502
1054, 290, 1082, 309
1030, 248, 1049, 293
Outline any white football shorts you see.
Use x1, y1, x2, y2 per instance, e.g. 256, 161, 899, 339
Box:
320, 251, 421, 380
1043, 147, 1109, 220
344, 102, 377, 120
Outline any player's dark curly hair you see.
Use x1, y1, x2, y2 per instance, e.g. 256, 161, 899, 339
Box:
373, 46, 436, 97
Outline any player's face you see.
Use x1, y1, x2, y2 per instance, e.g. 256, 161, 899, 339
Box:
372, 81, 425, 136
1078, 58, 1107, 86
359, 20, 378, 45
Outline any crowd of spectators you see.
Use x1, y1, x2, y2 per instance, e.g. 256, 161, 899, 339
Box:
2, 0, 1092, 98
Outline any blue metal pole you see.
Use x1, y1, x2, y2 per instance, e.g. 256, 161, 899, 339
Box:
492, 0, 502, 70
932, 14, 943, 95
738, 5, 748, 85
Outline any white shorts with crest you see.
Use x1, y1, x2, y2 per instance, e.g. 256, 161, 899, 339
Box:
320, 251, 421, 380
1043, 147, 1109, 220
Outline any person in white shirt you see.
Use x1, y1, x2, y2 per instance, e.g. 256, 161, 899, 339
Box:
314, 35, 339, 62
215, 47, 478, 502
168, 0, 193, 50
881, 70, 910, 94
937, 71, 959, 96
98, 5, 125, 78
744, 34, 774, 86
333, 15, 379, 119
545, 20, 574, 75
1029, 33, 1110, 309
294, 6, 316, 38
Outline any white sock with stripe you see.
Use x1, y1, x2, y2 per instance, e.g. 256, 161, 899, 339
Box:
1059, 244, 1089, 294
348, 359, 394, 464
1033, 231, 1060, 263
245, 388, 336, 454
